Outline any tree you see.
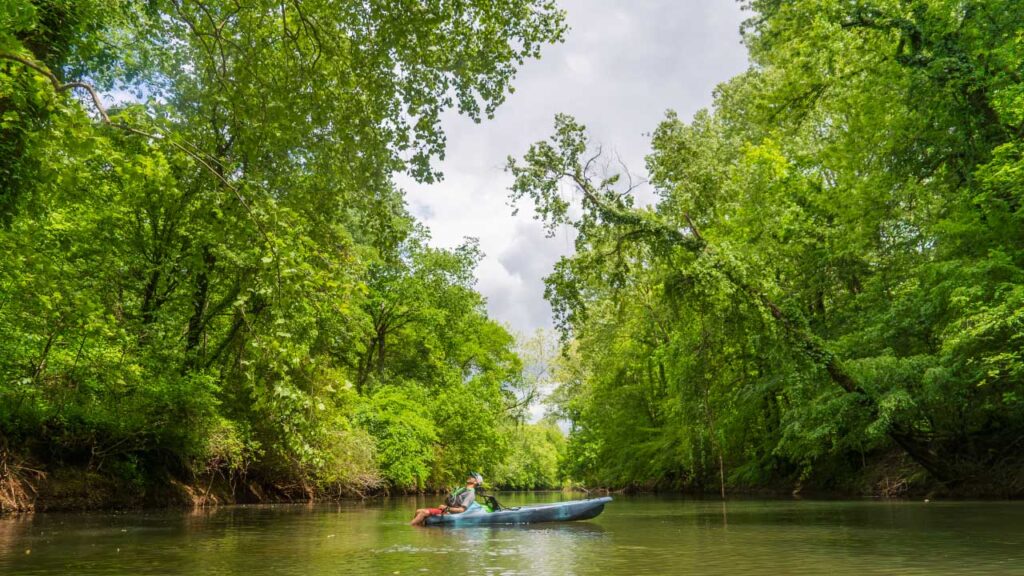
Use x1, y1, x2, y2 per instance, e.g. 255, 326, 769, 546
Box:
508, 0, 1024, 493
0, 0, 566, 506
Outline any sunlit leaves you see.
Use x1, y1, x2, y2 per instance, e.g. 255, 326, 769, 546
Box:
516, 0, 1024, 492
0, 0, 565, 499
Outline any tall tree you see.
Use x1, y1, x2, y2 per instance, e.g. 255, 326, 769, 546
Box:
509, 0, 1024, 493
0, 0, 565, 504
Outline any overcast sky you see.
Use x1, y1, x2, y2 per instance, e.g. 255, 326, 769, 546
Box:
398, 1, 750, 336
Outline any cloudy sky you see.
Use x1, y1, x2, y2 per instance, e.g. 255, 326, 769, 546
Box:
398, 1, 750, 335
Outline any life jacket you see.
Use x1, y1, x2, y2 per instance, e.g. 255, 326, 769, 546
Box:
444, 486, 474, 507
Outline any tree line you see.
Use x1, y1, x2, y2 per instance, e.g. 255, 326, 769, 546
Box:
4, 0, 1021, 508
510, 0, 1024, 497
0, 0, 566, 510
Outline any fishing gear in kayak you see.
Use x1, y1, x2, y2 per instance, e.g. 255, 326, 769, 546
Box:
475, 489, 519, 512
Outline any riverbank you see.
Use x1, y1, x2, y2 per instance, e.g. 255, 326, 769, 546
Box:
1, 464, 327, 514
0, 447, 388, 514
4, 460, 1017, 516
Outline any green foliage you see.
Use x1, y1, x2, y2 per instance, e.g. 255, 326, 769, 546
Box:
0, 0, 566, 501
491, 421, 565, 489
510, 0, 1024, 493
355, 385, 437, 491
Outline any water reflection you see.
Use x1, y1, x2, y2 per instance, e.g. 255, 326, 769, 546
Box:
400, 521, 607, 575
2, 495, 1024, 575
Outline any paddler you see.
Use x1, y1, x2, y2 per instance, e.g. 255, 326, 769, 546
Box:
409, 471, 482, 526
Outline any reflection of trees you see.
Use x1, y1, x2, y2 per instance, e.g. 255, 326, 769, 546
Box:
475, 522, 608, 574
1, 500, 614, 574
0, 514, 34, 558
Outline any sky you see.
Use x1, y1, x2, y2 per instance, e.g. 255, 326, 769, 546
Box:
397, 1, 751, 336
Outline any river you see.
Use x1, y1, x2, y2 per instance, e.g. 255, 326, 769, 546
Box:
2, 493, 1022, 575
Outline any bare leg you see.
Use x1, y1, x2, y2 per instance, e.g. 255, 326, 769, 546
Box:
410, 510, 430, 526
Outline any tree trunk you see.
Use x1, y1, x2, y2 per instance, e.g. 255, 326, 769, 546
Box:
184, 246, 215, 371
376, 326, 386, 376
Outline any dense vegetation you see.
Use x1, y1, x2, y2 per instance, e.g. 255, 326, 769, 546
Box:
3, 0, 1021, 510
510, 0, 1024, 496
0, 0, 567, 511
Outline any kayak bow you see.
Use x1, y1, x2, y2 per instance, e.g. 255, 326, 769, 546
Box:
423, 496, 612, 526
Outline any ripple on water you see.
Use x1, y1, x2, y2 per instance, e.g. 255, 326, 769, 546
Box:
2, 497, 1024, 575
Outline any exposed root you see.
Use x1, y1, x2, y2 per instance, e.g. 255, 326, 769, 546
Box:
0, 448, 45, 513
876, 475, 909, 499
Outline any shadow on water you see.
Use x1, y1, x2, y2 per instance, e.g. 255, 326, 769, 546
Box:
488, 521, 605, 535
425, 520, 606, 536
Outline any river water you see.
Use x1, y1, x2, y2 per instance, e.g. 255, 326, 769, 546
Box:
2, 493, 1022, 575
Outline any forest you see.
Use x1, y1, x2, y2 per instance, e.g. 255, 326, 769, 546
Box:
0, 0, 566, 510
2, 0, 1023, 513
510, 0, 1024, 497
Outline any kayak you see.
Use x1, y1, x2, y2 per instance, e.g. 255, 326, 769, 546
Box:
423, 496, 612, 527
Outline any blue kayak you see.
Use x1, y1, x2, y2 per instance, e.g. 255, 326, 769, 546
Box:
423, 496, 612, 527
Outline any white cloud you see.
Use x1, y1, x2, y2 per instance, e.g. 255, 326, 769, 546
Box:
564, 53, 596, 83
399, 0, 750, 333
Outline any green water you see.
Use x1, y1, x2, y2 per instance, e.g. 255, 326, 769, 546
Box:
2, 494, 1022, 575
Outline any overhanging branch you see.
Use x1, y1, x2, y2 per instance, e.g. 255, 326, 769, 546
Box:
1, 51, 280, 283
0, 52, 110, 122
558, 165, 950, 479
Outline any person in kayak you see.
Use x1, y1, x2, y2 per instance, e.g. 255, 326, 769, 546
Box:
410, 472, 482, 526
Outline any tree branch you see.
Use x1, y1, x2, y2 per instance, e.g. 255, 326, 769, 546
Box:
552, 162, 951, 478
0, 52, 109, 122
1, 51, 280, 284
